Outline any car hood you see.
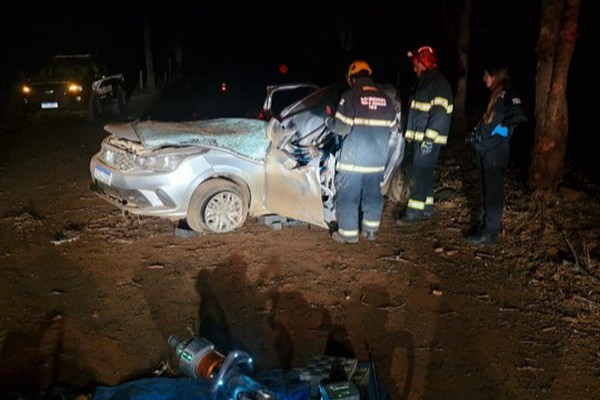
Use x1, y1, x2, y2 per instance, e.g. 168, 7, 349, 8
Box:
29, 77, 75, 84
104, 118, 271, 161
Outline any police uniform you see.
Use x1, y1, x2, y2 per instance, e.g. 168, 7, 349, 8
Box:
468, 87, 527, 244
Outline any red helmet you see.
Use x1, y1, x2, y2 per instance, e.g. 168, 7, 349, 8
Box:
408, 46, 438, 69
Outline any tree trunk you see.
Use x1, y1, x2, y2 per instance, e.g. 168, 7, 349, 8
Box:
336, 12, 355, 56
143, 4, 156, 91
529, 0, 580, 190
453, 0, 473, 138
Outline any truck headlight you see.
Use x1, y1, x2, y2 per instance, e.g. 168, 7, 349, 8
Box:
67, 83, 83, 93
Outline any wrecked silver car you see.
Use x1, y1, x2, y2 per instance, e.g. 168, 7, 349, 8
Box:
89, 83, 408, 234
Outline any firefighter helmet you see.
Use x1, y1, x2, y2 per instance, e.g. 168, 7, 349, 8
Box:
347, 60, 372, 77
408, 46, 438, 69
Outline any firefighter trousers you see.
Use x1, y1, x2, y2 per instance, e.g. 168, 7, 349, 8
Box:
335, 170, 384, 240
405, 141, 442, 217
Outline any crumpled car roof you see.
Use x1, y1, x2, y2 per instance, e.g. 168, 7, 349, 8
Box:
131, 118, 271, 161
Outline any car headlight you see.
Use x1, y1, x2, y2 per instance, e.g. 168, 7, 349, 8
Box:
135, 153, 188, 172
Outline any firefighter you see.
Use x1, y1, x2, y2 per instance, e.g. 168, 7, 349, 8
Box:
326, 60, 398, 243
465, 64, 527, 245
396, 46, 453, 226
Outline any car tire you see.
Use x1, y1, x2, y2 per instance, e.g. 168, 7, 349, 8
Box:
87, 94, 101, 122
187, 179, 248, 234
386, 165, 411, 203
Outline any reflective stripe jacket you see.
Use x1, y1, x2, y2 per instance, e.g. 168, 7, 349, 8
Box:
405, 68, 453, 145
331, 76, 398, 173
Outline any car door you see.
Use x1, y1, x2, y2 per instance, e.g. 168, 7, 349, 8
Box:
262, 84, 346, 229
263, 119, 328, 229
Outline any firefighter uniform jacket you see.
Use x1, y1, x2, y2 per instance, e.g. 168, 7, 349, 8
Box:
405, 68, 453, 145
330, 76, 398, 173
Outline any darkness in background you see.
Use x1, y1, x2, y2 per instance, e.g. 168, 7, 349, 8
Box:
566, 1, 597, 183
1, 0, 594, 182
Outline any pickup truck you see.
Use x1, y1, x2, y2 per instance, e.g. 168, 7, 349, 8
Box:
20, 54, 127, 121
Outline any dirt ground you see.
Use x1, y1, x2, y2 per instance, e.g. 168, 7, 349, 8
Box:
1, 90, 599, 400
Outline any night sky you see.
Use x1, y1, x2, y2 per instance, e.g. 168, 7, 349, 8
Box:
1, 2, 593, 86
1, 1, 597, 178
0, 1, 551, 83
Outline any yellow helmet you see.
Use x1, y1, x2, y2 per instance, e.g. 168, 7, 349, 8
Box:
347, 60, 372, 77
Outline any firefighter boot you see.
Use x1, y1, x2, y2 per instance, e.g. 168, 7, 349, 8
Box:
332, 231, 359, 244
361, 230, 376, 241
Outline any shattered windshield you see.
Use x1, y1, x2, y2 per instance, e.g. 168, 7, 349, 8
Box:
132, 118, 271, 161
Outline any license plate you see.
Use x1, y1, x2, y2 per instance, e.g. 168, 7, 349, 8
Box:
41, 102, 58, 109
94, 165, 112, 185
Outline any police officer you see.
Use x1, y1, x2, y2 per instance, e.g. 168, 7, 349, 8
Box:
396, 46, 453, 225
327, 60, 398, 244
465, 64, 527, 245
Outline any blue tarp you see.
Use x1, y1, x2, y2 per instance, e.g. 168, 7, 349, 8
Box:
92, 364, 387, 399
93, 369, 311, 400
93, 377, 210, 400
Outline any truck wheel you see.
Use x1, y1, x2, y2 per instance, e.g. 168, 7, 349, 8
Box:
187, 179, 248, 234
86, 94, 101, 122
113, 87, 127, 114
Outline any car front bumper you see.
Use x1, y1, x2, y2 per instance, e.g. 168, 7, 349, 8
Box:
89, 154, 213, 220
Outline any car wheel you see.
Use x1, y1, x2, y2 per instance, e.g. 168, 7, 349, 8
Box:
187, 179, 248, 234
386, 165, 411, 203
87, 94, 101, 122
